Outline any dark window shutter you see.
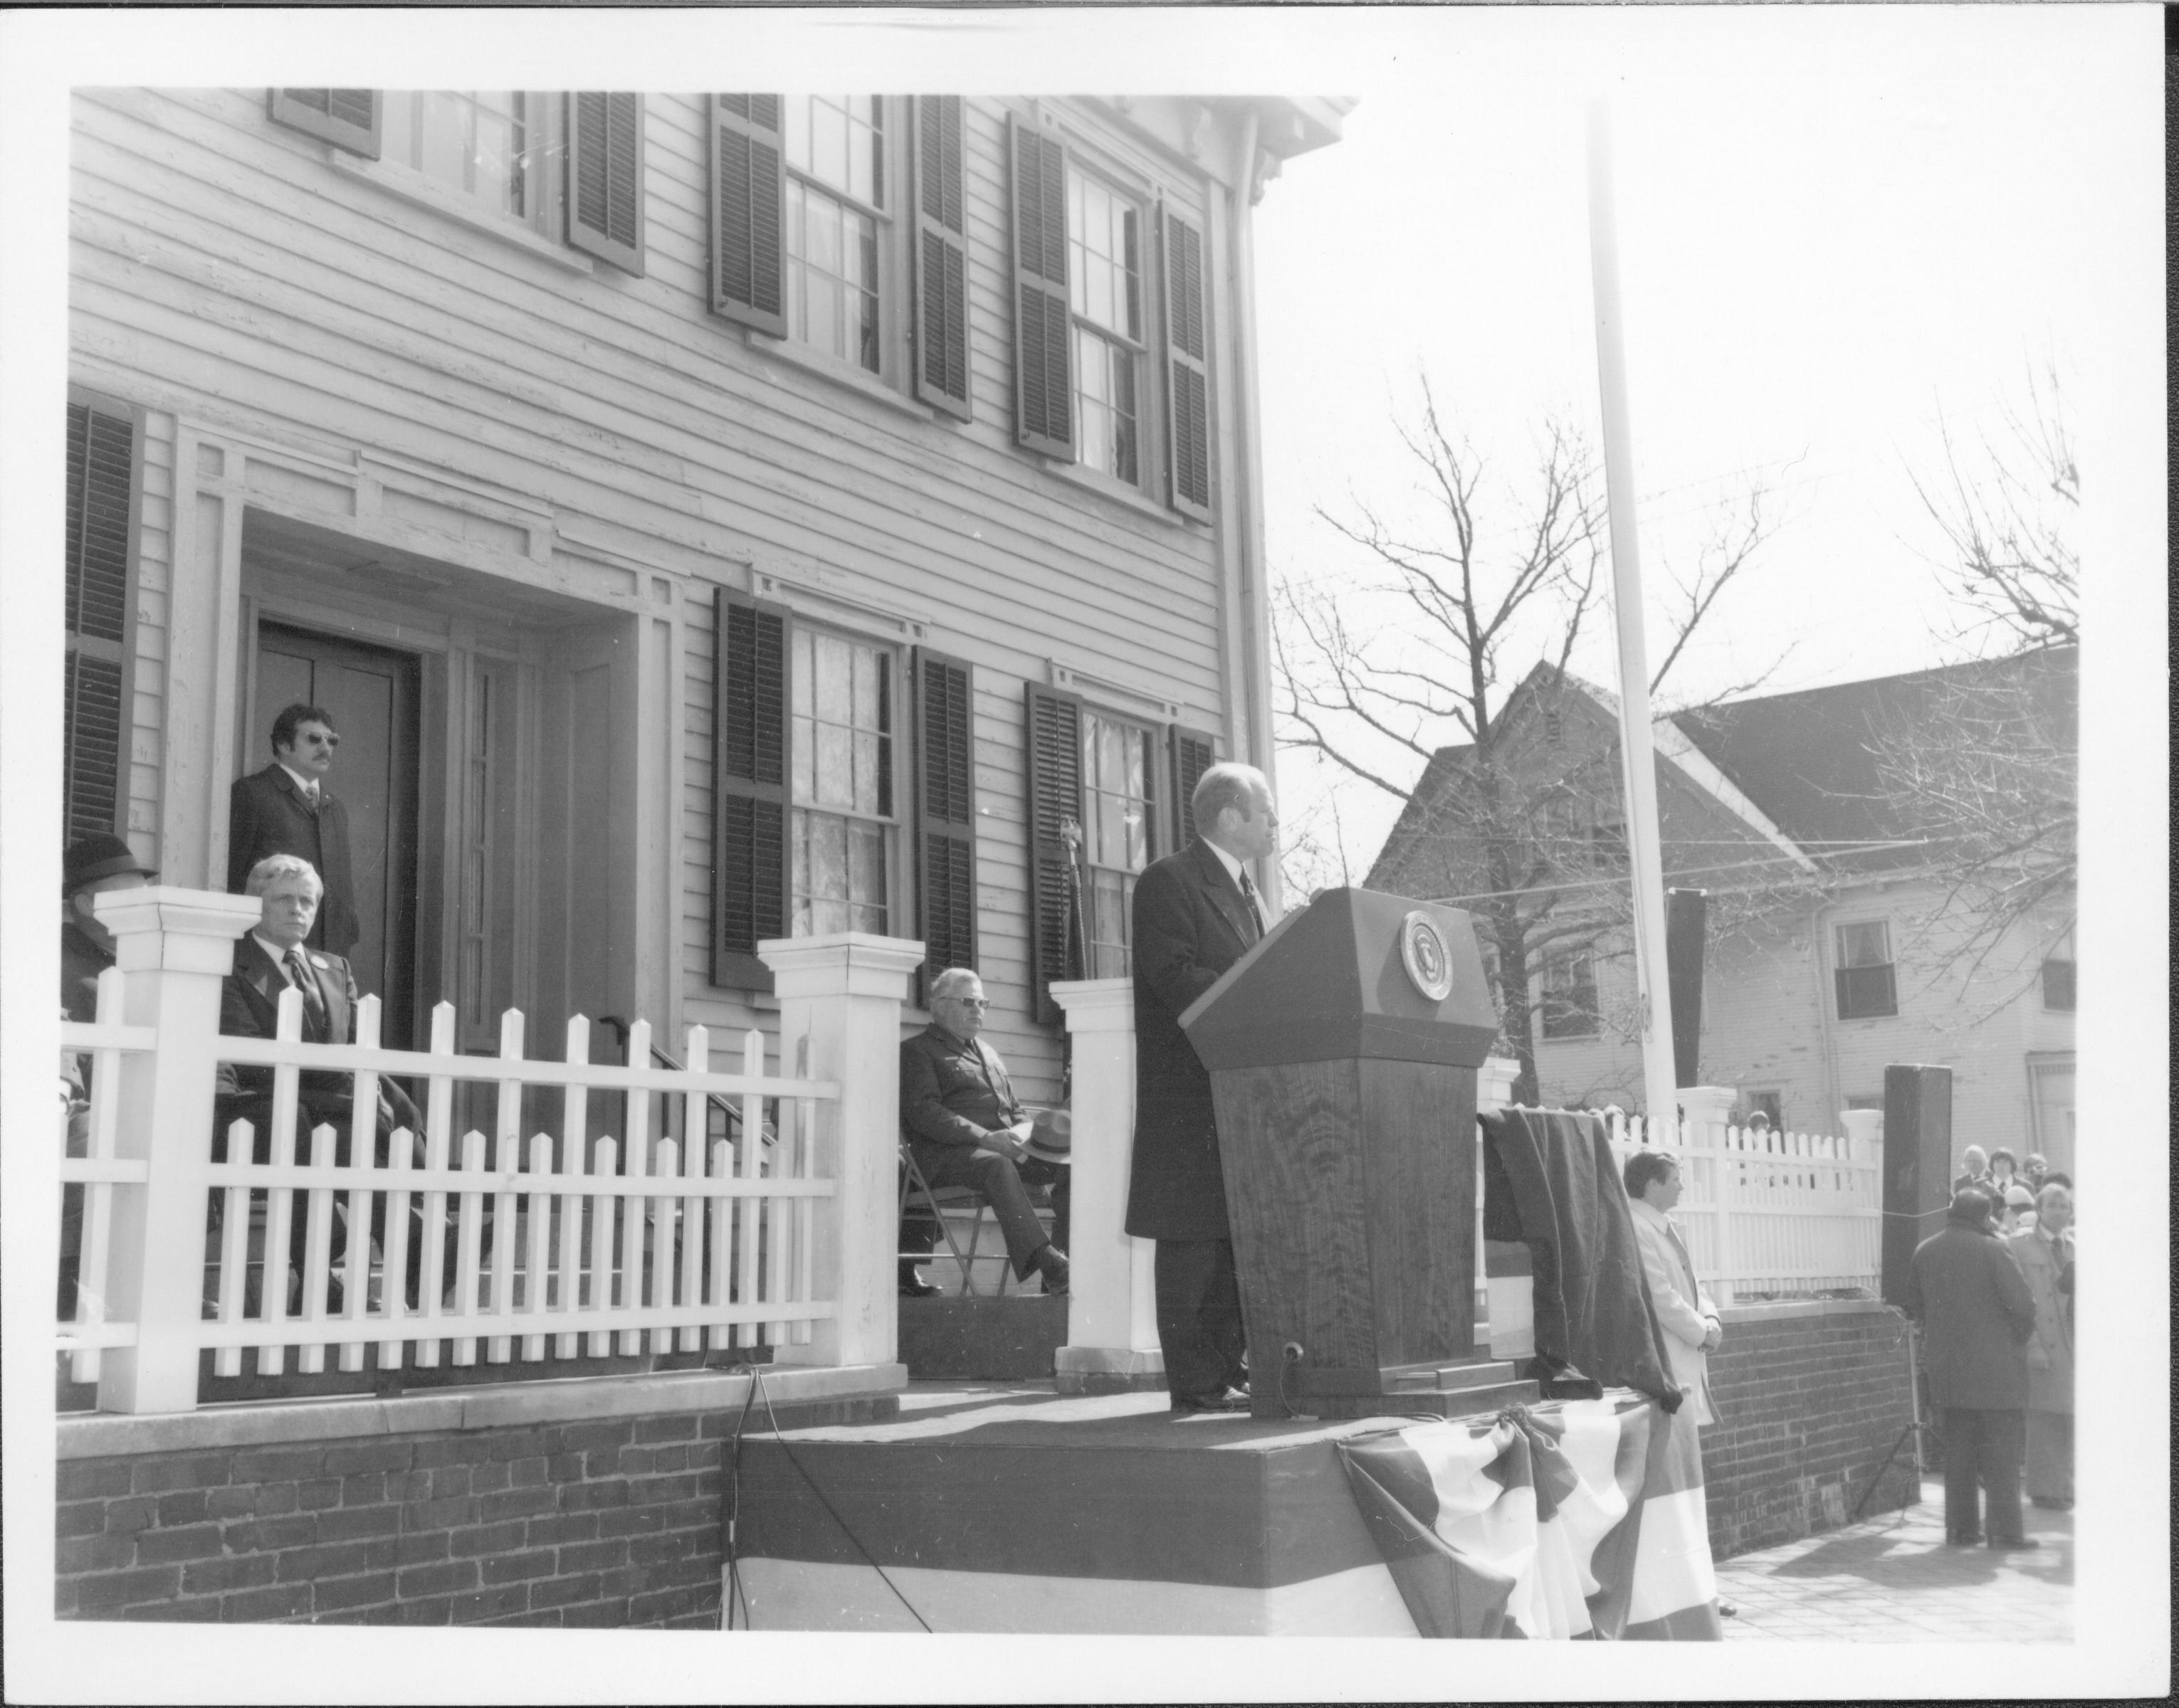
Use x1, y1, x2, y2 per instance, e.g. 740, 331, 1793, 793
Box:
911, 96, 972, 421
710, 95, 787, 337
1024, 682, 1086, 1026
913, 648, 978, 1005
1007, 116, 1073, 458
64, 401, 135, 843
711, 587, 793, 989
567, 92, 646, 276
1161, 206, 1214, 521
1168, 724, 1217, 849
267, 90, 382, 158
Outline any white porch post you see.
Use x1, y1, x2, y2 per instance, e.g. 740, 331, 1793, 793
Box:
1475, 1058, 1529, 1360
1049, 979, 1163, 1392
1678, 1084, 1738, 1306
760, 933, 922, 1372
94, 886, 260, 1413
1839, 1107, 1884, 1164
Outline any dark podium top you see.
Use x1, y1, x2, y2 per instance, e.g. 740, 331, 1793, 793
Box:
1179, 887, 1499, 1071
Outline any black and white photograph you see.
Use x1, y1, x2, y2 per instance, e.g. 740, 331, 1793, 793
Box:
1, 6, 2164, 1702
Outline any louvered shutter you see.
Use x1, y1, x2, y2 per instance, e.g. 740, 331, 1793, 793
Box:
267, 90, 382, 158
64, 401, 137, 844
1007, 116, 1073, 458
910, 97, 972, 421
1168, 724, 1218, 850
913, 649, 978, 1006
710, 95, 787, 337
1161, 206, 1214, 522
711, 589, 793, 989
1024, 682, 1086, 1026
567, 92, 646, 276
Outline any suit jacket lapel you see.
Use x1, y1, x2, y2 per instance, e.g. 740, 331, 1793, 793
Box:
1186, 838, 1256, 947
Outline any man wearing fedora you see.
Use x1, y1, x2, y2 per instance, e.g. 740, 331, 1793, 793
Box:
899, 967, 1071, 1296
58, 833, 158, 1316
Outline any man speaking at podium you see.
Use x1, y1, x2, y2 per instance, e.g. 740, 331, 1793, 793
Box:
1125, 761, 1278, 1416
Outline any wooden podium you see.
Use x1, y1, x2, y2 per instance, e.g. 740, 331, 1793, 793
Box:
1181, 887, 1537, 1420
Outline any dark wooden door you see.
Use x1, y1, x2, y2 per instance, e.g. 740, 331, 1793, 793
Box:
253, 624, 421, 1048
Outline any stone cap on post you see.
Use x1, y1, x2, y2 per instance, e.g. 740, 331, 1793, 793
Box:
1049, 977, 1133, 1033
94, 886, 261, 973
757, 932, 925, 998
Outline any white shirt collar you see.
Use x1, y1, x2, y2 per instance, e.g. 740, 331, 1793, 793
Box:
1203, 838, 1249, 888
1629, 1196, 1674, 1231
278, 762, 320, 799
253, 932, 306, 967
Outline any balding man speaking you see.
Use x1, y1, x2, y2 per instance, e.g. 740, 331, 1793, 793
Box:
1125, 761, 1278, 1416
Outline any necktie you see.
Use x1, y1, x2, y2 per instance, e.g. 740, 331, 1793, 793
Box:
1238, 871, 1266, 940
287, 947, 327, 1035
302, 784, 320, 816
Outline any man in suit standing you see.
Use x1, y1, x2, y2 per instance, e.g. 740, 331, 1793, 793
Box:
216, 854, 424, 1309
227, 702, 360, 956
2008, 1181, 2074, 1509
1125, 761, 1278, 1416
1904, 1186, 2041, 1550
1624, 1150, 1723, 1425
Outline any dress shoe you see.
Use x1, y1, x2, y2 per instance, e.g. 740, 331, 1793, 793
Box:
1171, 1385, 1251, 1416
898, 1266, 941, 1298
1716, 1600, 1738, 1618
1987, 1536, 2040, 1551
1032, 1245, 1070, 1297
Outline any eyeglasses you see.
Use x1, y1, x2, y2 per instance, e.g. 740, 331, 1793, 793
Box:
301, 732, 340, 748
940, 996, 989, 1008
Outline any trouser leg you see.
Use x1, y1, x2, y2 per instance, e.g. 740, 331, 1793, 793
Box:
917, 1146, 1052, 1278
1019, 1158, 1071, 1255
1155, 1238, 1246, 1401
1941, 1408, 1985, 1541
1982, 1408, 2027, 1542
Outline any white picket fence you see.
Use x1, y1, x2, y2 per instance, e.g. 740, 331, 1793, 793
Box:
59, 968, 839, 1388
1597, 1107, 1881, 1300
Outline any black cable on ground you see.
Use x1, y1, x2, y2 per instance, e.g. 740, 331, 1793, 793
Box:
718, 1360, 763, 1630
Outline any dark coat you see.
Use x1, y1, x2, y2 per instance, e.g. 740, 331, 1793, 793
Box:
900, 1023, 1025, 1157
61, 922, 113, 1023
227, 764, 360, 954
1904, 1214, 2037, 1411
214, 935, 419, 1162
1124, 837, 1261, 1241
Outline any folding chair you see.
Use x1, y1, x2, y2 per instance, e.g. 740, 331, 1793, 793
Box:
898, 1142, 1004, 1297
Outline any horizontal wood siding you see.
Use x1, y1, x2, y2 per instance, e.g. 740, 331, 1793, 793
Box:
75, 90, 1237, 1072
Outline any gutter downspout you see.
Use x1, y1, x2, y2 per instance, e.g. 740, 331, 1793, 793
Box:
1228, 107, 1282, 912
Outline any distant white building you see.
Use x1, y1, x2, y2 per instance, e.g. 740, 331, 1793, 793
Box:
1367, 649, 2076, 1169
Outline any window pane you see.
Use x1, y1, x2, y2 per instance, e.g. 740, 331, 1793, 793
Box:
816, 720, 853, 807
853, 729, 878, 814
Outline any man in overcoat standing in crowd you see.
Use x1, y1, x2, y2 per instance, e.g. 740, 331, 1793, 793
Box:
1905, 1186, 2040, 1549
2008, 1181, 2074, 1509
227, 702, 360, 955
1125, 761, 1278, 1417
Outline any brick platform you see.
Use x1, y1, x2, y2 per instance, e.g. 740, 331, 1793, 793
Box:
1700, 1298, 1918, 1559
54, 1368, 901, 1628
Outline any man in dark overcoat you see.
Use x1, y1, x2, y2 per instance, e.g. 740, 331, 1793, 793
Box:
1904, 1186, 2040, 1549
227, 701, 360, 955
1125, 761, 1278, 1416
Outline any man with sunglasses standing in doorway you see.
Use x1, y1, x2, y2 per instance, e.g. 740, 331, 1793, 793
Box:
226, 702, 360, 956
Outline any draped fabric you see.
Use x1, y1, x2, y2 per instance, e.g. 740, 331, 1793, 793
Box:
1480, 1107, 1681, 1407
1335, 1393, 1723, 1640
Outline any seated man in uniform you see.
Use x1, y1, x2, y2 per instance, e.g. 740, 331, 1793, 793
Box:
899, 968, 1070, 1296
216, 854, 431, 1309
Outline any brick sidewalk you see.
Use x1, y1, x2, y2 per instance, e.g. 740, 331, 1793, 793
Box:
1716, 1477, 2073, 1641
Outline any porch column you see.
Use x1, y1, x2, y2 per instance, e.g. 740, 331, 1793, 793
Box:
1049, 979, 1163, 1393
1838, 1107, 1884, 1163
1475, 1058, 1528, 1359
760, 933, 922, 1372
95, 886, 261, 1413
1679, 1084, 1739, 1307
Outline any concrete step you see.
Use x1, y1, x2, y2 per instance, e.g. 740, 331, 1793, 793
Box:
897, 1295, 1067, 1382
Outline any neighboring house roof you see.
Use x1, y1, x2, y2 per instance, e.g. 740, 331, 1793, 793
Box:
1669, 646, 2078, 874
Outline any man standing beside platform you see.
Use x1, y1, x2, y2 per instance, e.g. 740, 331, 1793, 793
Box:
1125, 761, 1278, 1418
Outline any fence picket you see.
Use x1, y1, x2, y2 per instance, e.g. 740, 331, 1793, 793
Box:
677, 1028, 709, 1353
452, 1129, 487, 1366
619, 1021, 653, 1357
377, 1117, 415, 1371
789, 1034, 814, 1346
555, 1018, 590, 1359
734, 1030, 764, 1351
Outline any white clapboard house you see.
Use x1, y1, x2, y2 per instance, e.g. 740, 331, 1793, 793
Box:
62, 90, 1347, 1099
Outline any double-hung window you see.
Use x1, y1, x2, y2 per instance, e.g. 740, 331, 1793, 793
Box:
789, 628, 896, 936
712, 589, 977, 997
268, 89, 646, 273
1538, 951, 1600, 1040
1008, 112, 1215, 521
1078, 710, 1157, 978
1833, 920, 1898, 1019
782, 97, 887, 376
2040, 929, 2076, 1012
1067, 172, 1144, 485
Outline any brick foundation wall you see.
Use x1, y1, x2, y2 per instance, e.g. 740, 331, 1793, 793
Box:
1700, 1300, 1918, 1559
55, 1386, 892, 1628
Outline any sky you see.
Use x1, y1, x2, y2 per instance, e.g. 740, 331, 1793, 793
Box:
1, 10, 2165, 1704
1248, 6, 2150, 885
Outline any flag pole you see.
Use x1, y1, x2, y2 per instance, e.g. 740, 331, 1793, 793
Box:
1586, 99, 1681, 1132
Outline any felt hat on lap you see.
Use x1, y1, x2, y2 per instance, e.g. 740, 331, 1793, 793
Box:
1025, 1108, 1071, 1166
